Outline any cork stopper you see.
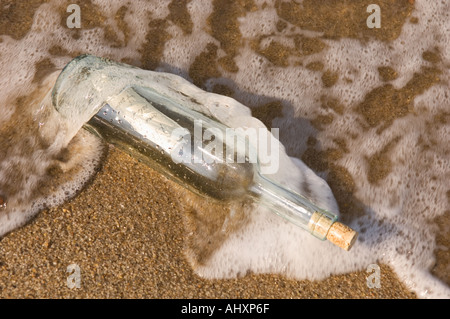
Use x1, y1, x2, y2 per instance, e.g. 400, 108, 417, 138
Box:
308, 212, 358, 251
308, 211, 333, 239
326, 222, 358, 251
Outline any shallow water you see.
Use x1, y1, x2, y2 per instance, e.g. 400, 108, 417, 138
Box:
0, 0, 448, 298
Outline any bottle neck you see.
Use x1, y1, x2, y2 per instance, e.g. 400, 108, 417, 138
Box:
248, 171, 338, 240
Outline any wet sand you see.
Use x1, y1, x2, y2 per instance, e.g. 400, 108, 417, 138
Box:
0, 146, 416, 298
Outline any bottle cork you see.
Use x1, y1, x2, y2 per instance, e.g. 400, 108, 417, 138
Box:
309, 212, 358, 251
326, 221, 358, 251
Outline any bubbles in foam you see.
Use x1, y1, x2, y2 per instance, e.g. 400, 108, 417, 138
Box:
0, 66, 105, 238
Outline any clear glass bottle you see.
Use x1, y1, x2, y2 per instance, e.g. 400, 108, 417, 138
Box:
52, 55, 357, 250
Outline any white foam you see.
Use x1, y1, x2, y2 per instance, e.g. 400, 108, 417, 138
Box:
0, 130, 103, 237
0, 73, 104, 237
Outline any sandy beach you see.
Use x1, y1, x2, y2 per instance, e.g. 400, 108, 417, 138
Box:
0, 146, 416, 298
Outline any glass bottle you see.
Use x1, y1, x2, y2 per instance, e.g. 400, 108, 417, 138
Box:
52, 55, 357, 250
